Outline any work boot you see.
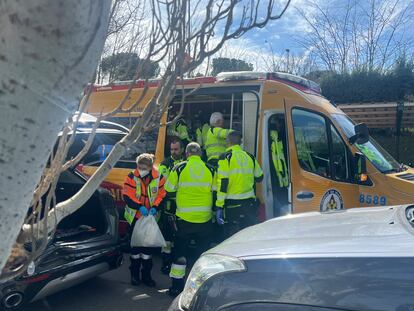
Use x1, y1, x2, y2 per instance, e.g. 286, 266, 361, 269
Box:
141, 258, 156, 287
160, 253, 172, 275
129, 257, 141, 286
168, 278, 184, 297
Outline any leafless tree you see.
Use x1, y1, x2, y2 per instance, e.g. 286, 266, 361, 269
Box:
296, 0, 414, 73
1, 0, 291, 279
0, 0, 112, 278
260, 42, 319, 75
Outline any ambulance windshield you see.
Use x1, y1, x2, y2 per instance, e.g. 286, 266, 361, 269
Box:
332, 113, 401, 173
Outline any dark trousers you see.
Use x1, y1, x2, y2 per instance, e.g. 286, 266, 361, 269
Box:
128, 220, 156, 280
169, 219, 213, 291
159, 203, 177, 269
160, 201, 177, 243
223, 199, 258, 239
173, 219, 212, 265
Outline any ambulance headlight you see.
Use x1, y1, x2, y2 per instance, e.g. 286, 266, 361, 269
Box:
179, 254, 246, 310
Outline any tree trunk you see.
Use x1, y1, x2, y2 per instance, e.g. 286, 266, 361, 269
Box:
0, 0, 110, 272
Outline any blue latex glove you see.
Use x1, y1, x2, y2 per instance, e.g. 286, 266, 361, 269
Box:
149, 208, 157, 216
216, 208, 225, 225
139, 206, 148, 217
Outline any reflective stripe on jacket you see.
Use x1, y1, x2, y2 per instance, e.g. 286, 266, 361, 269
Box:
196, 123, 210, 147
167, 118, 190, 142
216, 145, 263, 208
122, 168, 166, 224
205, 126, 232, 161
159, 156, 184, 179
270, 130, 289, 187
165, 155, 216, 223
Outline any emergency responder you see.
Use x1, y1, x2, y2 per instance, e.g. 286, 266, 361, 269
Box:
196, 121, 210, 149
205, 112, 232, 167
159, 138, 185, 179
158, 138, 185, 274
270, 117, 288, 187
216, 131, 263, 239
122, 153, 166, 287
167, 111, 191, 146
165, 142, 216, 297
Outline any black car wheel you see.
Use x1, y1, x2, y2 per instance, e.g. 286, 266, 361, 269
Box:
1, 291, 24, 310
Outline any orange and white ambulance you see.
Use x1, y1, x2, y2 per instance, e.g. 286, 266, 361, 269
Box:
82, 71, 414, 220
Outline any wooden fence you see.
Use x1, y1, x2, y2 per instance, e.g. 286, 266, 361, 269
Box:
338, 102, 414, 129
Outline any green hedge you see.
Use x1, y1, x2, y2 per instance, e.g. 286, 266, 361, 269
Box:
320, 59, 414, 103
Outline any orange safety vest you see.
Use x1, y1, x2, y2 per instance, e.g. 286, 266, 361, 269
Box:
122, 168, 166, 223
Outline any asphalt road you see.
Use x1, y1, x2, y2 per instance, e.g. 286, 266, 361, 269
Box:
23, 255, 174, 311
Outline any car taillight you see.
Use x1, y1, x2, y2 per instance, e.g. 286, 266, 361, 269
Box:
24, 274, 50, 284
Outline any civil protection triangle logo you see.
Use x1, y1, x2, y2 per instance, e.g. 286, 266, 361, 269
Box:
320, 189, 344, 212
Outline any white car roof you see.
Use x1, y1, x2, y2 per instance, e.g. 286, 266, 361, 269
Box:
209, 205, 414, 259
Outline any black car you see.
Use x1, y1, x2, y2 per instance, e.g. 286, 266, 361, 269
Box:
0, 169, 123, 310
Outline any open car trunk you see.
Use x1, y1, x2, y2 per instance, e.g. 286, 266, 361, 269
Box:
53, 170, 117, 243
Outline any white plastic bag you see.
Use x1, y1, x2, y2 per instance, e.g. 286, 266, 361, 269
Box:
130, 216, 166, 248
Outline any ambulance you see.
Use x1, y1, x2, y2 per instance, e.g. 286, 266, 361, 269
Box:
82, 71, 414, 220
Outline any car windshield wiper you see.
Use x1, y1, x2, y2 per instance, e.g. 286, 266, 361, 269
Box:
383, 164, 408, 174
398, 164, 409, 172
382, 168, 400, 174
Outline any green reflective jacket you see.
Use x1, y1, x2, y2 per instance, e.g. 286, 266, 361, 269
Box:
165, 155, 216, 223
216, 145, 263, 208
205, 127, 232, 161
270, 130, 289, 187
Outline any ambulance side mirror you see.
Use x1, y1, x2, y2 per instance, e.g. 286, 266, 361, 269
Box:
354, 152, 368, 183
349, 123, 369, 145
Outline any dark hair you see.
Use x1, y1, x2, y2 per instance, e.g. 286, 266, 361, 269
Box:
227, 131, 242, 145
170, 137, 183, 148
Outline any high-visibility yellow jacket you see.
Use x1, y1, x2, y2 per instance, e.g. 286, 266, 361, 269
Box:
270, 130, 289, 187
196, 123, 210, 148
165, 155, 216, 223
205, 126, 232, 161
216, 145, 263, 208
159, 156, 184, 179
167, 118, 190, 142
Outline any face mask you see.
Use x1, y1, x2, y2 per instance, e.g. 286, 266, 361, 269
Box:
138, 169, 150, 177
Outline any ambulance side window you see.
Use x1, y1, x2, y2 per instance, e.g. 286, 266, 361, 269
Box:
292, 109, 330, 177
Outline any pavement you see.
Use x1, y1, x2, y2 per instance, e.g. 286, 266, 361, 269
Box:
23, 255, 175, 311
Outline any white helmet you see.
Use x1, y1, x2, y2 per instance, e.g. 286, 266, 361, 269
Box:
210, 112, 223, 126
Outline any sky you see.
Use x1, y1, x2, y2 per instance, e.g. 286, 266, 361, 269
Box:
214, 0, 414, 71
105, 0, 414, 75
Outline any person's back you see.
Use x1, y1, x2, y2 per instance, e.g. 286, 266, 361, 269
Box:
196, 123, 210, 147
168, 155, 215, 223
216, 131, 263, 239
205, 112, 232, 166
164, 142, 215, 296
217, 145, 259, 204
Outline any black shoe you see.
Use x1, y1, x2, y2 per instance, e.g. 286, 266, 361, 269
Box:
142, 277, 156, 287
161, 264, 171, 275
167, 286, 181, 297
131, 276, 140, 286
